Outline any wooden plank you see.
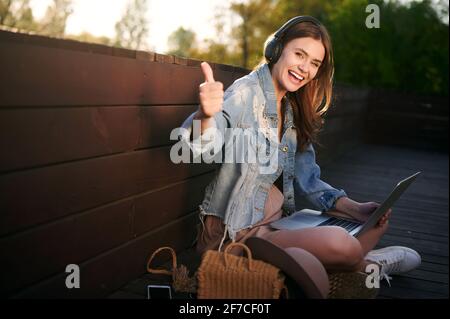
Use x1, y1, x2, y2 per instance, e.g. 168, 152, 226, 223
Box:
379, 276, 448, 298
0, 172, 213, 295
379, 286, 447, 299
417, 253, 449, 265
418, 261, 450, 274
323, 173, 449, 202
0, 105, 197, 173
325, 98, 368, 119
0, 106, 369, 174
107, 290, 144, 299
383, 227, 448, 244
0, 42, 238, 107
0, 146, 215, 236
323, 143, 449, 167
133, 172, 214, 236
378, 236, 448, 257
322, 114, 365, 134
366, 112, 449, 151
0, 199, 133, 296
316, 125, 365, 166
8, 211, 199, 298
0, 30, 120, 57
399, 269, 449, 284
368, 89, 449, 116
138, 105, 197, 148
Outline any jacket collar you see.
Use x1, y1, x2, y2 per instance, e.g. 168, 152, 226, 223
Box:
256, 63, 278, 118
256, 63, 295, 128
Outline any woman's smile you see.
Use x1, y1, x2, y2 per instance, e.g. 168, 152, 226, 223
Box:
288, 69, 305, 85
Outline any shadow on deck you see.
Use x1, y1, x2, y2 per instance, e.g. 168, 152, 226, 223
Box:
109, 144, 449, 299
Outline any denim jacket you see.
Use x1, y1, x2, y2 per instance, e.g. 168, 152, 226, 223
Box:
179, 63, 346, 241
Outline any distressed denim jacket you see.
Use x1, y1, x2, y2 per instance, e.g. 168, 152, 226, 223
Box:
179, 63, 346, 241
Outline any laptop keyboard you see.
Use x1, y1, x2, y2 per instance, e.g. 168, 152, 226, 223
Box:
318, 217, 361, 233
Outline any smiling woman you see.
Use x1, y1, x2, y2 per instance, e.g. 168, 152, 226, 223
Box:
179, 15, 422, 293
262, 18, 335, 152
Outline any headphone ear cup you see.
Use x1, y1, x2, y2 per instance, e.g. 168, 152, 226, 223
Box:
271, 42, 283, 64
264, 38, 277, 62
264, 38, 283, 64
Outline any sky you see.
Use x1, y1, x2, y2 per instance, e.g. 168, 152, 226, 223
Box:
29, 0, 236, 53
28, 0, 447, 53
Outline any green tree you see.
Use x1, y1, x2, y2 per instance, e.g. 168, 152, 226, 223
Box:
326, 0, 448, 95
0, 0, 37, 32
167, 26, 196, 57
66, 32, 112, 46
228, 0, 448, 95
39, 0, 73, 37
229, 0, 276, 68
181, 6, 242, 67
115, 0, 149, 50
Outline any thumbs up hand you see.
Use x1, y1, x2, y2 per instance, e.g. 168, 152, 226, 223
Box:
197, 62, 224, 119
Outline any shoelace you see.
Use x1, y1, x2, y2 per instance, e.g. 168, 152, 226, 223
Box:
366, 250, 405, 287
376, 256, 404, 287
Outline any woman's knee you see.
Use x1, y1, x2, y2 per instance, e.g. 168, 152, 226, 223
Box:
325, 227, 364, 267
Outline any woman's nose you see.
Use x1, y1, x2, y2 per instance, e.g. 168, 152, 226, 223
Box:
297, 62, 309, 75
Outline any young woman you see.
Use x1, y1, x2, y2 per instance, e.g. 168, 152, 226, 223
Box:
180, 16, 420, 284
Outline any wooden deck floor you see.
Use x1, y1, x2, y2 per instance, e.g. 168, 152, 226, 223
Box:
109, 144, 449, 299
321, 144, 449, 299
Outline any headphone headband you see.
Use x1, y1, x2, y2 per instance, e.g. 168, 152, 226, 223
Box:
265, 16, 323, 64
273, 16, 322, 39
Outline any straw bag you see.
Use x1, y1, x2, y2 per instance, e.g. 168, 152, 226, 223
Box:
197, 242, 286, 299
328, 272, 379, 299
146, 247, 197, 294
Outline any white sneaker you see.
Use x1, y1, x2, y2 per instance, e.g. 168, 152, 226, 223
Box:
365, 246, 421, 286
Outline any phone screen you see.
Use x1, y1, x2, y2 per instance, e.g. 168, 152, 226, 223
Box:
147, 285, 172, 299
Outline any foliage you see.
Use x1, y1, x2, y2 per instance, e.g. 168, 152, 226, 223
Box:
114, 0, 149, 50
39, 0, 72, 37
167, 26, 196, 57
193, 0, 448, 96
0, 0, 37, 32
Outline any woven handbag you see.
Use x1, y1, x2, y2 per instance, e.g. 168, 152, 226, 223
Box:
196, 242, 286, 299
328, 272, 379, 299
147, 246, 197, 293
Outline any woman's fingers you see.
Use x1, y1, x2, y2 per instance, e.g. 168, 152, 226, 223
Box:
377, 210, 392, 226
198, 62, 224, 118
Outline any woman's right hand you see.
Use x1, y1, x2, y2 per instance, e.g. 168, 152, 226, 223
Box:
197, 62, 224, 119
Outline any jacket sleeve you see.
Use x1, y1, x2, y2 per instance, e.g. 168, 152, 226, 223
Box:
178, 87, 246, 158
294, 143, 347, 211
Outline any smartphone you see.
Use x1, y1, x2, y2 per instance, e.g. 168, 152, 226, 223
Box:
147, 284, 172, 299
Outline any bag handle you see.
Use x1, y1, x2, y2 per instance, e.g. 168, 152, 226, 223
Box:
223, 242, 255, 272
147, 246, 177, 277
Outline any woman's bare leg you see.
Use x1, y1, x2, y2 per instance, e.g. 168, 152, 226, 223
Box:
356, 222, 389, 256
261, 223, 389, 273
261, 226, 365, 272
321, 210, 390, 272
353, 222, 389, 271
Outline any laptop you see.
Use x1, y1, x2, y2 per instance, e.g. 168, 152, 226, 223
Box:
270, 172, 421, 237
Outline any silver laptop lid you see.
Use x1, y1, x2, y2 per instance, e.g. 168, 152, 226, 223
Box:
356, 172, 421, 237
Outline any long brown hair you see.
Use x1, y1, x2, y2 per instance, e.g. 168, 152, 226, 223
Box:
259, 21, 334, 152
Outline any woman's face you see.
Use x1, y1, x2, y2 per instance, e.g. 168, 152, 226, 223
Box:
271, 37, 325, 97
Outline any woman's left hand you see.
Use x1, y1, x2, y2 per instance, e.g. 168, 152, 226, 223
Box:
355, 202, 391, 227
